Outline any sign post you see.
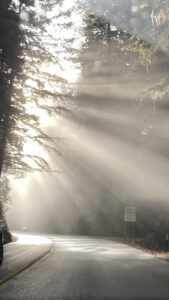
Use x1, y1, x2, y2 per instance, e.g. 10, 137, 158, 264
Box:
124, 206, 136, 243
165, 234, 168, 252
124, 206, 136, 222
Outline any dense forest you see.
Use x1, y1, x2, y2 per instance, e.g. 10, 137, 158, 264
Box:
1, 0, 169, 249
0, 0, 70, 240
75, 0, 169, 249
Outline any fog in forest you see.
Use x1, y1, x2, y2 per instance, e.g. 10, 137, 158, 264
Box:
6, 0, 169, 237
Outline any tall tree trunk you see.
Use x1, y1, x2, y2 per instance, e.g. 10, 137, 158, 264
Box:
0, 53, 15, 176
0, 112, 9, 176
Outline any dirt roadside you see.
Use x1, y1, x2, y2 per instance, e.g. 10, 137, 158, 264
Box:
103, 236, 169, 263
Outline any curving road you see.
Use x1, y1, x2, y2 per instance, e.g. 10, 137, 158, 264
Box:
0, 234, 169, 299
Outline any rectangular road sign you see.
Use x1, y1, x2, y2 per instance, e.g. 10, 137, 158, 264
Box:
124, 206, 136, 222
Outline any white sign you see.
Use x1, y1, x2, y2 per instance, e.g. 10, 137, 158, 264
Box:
124, 206, 136, 222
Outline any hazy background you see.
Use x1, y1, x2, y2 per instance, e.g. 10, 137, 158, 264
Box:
6, 0, 169, 237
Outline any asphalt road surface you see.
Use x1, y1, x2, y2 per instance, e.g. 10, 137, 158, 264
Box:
0, 234, 169, 299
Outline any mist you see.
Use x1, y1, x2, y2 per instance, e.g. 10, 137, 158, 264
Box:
6, 0, 169, 237
79, 0, 169, 55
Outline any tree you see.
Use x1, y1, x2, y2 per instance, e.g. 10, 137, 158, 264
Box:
0, 0, 79, 224
0, 0, 64, 178
73, 2, 169, 240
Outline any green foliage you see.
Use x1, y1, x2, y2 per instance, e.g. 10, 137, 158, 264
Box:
0, 0, 79, 221
0, 176, 10, 214
0, 0, 72, 179
0, 0, 66, 219
149, 79, 169, 101
126, 40, 156, 69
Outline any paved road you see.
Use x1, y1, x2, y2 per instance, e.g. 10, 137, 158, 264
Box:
0, 234, 169, 299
